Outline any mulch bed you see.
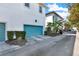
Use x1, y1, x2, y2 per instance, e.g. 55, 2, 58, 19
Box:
5, 39, 27, 46
46, 33, 62, 37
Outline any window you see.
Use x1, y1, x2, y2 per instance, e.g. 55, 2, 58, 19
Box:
39, 6, 42, 13
53, 16, 55, 22
53, 15, 57, 22
55, 16, 57, 21
25, 3, 29, 7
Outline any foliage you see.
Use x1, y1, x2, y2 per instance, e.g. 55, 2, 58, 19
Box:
46, 20, 63, 34
46, 22, 52, 35
64, 21, 72, 30
68, 3, 79, 30
52, 20, 63, 33
15, 31, 26, 39
7, 31, 14, 41
7, 31, 26, 41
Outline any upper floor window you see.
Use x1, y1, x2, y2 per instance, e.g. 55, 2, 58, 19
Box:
53, 15, 57, 21
53, 16, 55, 23
39, 6, 42, 13
25, 3, 30, 7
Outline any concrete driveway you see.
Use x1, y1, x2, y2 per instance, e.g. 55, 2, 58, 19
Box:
0, 32, 76, 56
0, 42, 21, 55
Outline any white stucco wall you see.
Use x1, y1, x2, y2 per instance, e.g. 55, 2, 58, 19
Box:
45, 15, 53, 27
0, 3, 45, 31
0, 3, 46, 40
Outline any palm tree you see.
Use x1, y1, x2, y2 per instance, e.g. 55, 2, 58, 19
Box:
52, 20, 63, 33
46, 20, 63, 34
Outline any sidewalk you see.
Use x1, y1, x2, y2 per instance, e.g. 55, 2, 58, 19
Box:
73, 31, 79, 56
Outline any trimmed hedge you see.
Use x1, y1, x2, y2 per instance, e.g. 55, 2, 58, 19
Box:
7, 31, 14, 41
7, 31, 26, 41
15, 31, 26, 39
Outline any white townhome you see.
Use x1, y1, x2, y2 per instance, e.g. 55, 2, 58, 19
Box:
45, 11, 64, 30
0, 3, 46, 42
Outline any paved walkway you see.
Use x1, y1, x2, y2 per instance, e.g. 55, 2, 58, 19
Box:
73, 31, 79, 56
0, 32, 76, 56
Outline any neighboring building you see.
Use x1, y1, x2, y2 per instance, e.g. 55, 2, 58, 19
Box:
45, 11, 64, 27
0, 3, 46, 42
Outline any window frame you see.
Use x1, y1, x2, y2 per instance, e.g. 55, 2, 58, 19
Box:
39, 6, 42, 13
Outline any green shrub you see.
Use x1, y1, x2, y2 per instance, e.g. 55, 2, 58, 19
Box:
7, 31, 26, 41
7, 31, 14, 41
44, 31, 47, 35
15, 31, 26, 39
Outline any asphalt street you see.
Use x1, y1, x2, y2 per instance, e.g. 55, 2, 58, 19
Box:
0, 32, 76, 56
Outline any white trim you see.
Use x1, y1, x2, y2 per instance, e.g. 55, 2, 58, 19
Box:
5, 23, 7, 41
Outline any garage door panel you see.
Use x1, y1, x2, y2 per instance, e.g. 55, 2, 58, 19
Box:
0, 23, 5, 42
24, 25, 43, 37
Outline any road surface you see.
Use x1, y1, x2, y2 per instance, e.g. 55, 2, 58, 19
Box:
0, 32, 76, 56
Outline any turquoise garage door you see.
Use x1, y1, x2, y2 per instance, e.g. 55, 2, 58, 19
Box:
0, 23, 5, 42
24, 25, 43, 37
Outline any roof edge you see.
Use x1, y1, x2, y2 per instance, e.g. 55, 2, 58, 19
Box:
38, 3, 49, 9
46, 11, 64, 20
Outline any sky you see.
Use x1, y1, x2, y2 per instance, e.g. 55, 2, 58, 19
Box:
45, 3, 70, 20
